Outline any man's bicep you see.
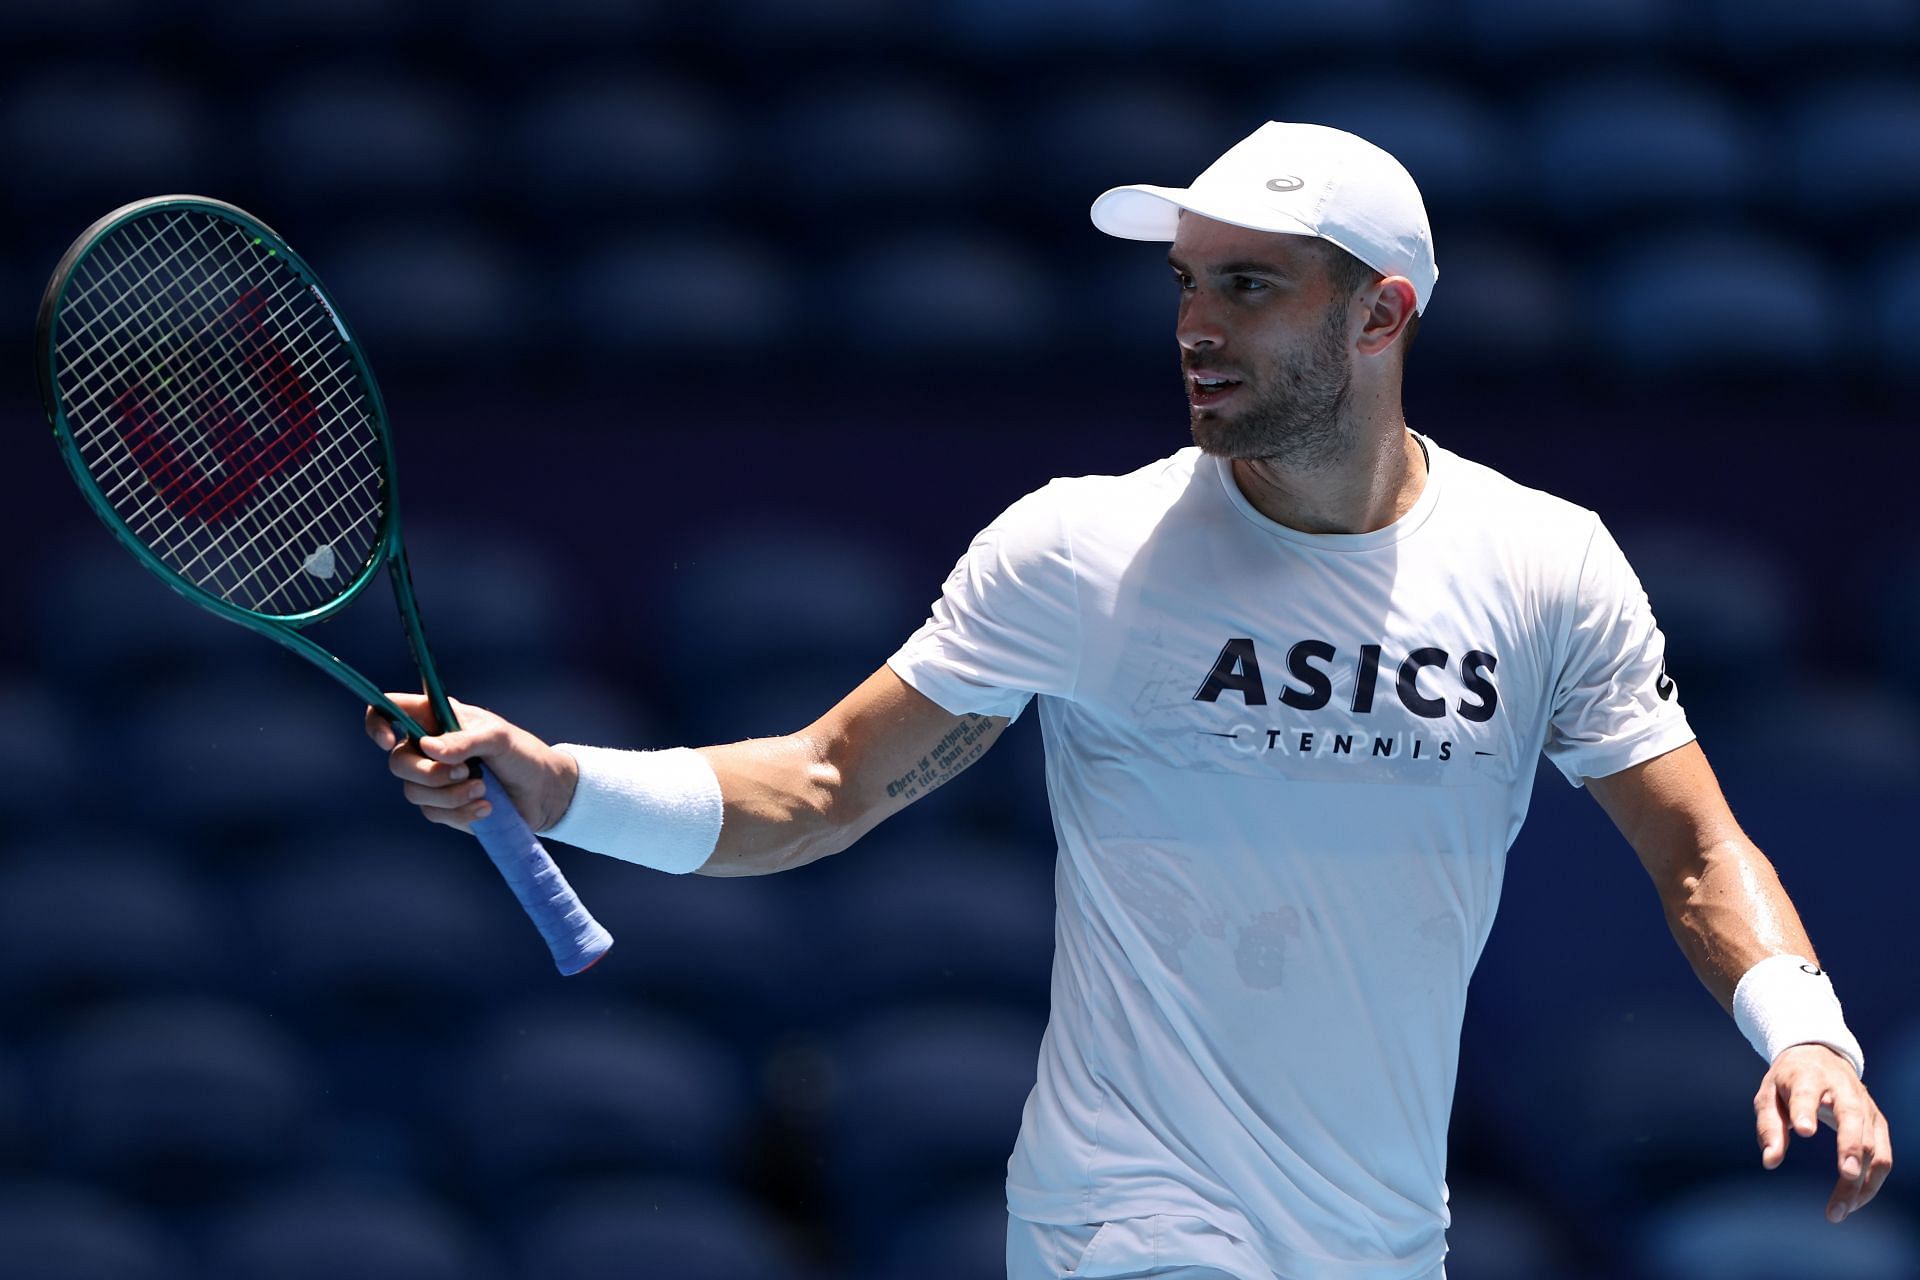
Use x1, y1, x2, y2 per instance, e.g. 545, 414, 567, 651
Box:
1586, 740, 1744, 884
806, 664, 1011, 838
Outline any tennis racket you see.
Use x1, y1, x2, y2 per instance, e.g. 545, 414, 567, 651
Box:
36, 195, 612, 975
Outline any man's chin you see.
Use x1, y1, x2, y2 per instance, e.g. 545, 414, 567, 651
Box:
1190, 416, 1261, 460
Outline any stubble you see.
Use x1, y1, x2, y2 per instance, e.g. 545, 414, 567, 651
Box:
1189, 299, 1354, 470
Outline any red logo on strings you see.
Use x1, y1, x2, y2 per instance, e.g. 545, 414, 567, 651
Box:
111, 288, 319, 525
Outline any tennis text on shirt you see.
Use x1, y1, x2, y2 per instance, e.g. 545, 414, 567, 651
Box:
1192, 636, 1500, 768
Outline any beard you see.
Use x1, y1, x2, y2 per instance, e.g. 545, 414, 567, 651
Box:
1188, 300, 1354, 469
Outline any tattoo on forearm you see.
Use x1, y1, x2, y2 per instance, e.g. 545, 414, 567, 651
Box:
883, 715, 996, 802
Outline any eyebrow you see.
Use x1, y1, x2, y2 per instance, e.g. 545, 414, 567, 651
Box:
1166, 255, 1295, 277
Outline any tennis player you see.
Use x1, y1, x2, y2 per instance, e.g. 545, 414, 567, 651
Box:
369, 122, 1891, 1279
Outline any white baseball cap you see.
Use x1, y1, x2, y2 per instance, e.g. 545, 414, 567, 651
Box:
1090, 121, 1437, 314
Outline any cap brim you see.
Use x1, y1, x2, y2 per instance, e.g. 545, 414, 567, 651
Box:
1090, 183, 1321, 243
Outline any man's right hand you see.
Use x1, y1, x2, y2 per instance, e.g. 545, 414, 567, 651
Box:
364, 693, 578, 835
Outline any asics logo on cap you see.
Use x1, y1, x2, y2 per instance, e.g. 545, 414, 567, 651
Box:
1265, 176, 1304, 192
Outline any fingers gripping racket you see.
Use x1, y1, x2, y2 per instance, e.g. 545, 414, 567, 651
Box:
36, 195, 612, 975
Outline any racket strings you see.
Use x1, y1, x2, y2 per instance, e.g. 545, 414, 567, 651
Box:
53, 209, 386, 618
83, 217, 377, 611
109, 290, 320, 524
61, 217, 375, 610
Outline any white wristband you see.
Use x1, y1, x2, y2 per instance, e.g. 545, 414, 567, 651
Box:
1732, 954, 1865, 1078
540, 745, 723, 875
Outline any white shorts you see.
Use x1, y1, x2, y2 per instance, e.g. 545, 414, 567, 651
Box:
1004, 1212, 1447, 1280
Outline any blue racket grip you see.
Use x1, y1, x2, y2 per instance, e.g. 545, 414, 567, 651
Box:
468, 763, 612, 975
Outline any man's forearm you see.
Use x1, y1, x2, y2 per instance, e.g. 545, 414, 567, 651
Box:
544, 670, 1005, 878
1592, 744, 1883, 1212
693, 734, 853, 877
542, 732, 853, 878
1659, 835, 1817, 1013
1649, 825, 1865, 1082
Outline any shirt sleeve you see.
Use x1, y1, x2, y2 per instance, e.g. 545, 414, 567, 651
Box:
885, 481, 1083, 720
1543, 515, 1696, 787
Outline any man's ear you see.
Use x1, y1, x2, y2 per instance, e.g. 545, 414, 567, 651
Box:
1356, 276, 1418, 358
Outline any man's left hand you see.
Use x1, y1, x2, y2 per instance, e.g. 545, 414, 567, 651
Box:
1754, 1043, 1893, 1222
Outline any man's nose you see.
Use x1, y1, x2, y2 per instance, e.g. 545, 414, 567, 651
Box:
1175, 288, 1224, 352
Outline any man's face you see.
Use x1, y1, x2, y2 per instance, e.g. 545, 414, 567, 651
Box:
1168, 214, 1358, 467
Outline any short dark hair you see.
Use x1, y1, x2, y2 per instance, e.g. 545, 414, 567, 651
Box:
1316, 241, 1420, 354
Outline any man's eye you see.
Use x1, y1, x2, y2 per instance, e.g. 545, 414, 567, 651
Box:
1234, 276, 1267, 292
1173, 272, 1194, 290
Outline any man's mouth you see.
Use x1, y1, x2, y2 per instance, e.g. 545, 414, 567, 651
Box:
1187, 371, 1242, 407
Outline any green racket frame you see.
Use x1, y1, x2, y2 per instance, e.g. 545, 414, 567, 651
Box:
37, 195, 611, 974
38, 196, 450, 741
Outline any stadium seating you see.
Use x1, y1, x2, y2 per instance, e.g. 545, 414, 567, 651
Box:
1076, 237, 1180, 354
452, 672, 662, 762
253, 79, 472, 211
768, 81, 989, 210
241, 828, 529, 1027
827, 230, 1056, 354
935, 0, 1164, 52
0, 0, 165, 42
518, 1177, 814, 1280
554, 850, 814, 1051
0, 73, 203, 207
395, 528, 585, 680
123, 674, 379, 840
1874, 1021, 1920, 1175
0, 1051, 22, 1172
1541, 1012, 1773, 1212
810, 834, 1054, 1022
1702, 0, 1919, 59
311, 226, 523, 361
1528, 75, 1754, 226
38, 999, 319, 1201
1689, 770, 1909, 1033
0, 840, 224, 1016
1184, 0, 1435, 51
31, 545, 273, 697
1634, 1179, 1920, 1278
1462, 0, 1676, 59
823, 1004, 1043, 1255
1588, 230, 1839, 374
724, 0, 930, 48
1878, 234, 1920, 380
214, 0, 424, 50
1782, 81, 1920, 222
451, 1006, 753, 1196
1020, 82, 1233, 205
463, 0, 667, 51
0, 681, 80, 826
204, 1179, 501, 1280
1273, 80, 1515, 216
566, 233, 797, 354
1396, 233, 1570, 369
1611, 524, 1799, 726
1438, 1181, 1576, 1280
511, 77, 732, 213
1862, 507, 1920, 703
858, 1188, 1009, 1280
0, 1179, 185, 1280
644, 526, 918, 695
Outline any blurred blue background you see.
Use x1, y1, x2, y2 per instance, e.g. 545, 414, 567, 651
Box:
2, 0, 1918, 1276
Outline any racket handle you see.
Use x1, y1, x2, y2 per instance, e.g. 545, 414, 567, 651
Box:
469, 763, 612, 975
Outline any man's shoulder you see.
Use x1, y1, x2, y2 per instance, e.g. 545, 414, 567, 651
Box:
1027, 447, 1204, 521
1432, 439, 1598, 545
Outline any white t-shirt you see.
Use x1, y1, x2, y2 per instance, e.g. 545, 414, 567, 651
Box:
886, 438, 1694, 1279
